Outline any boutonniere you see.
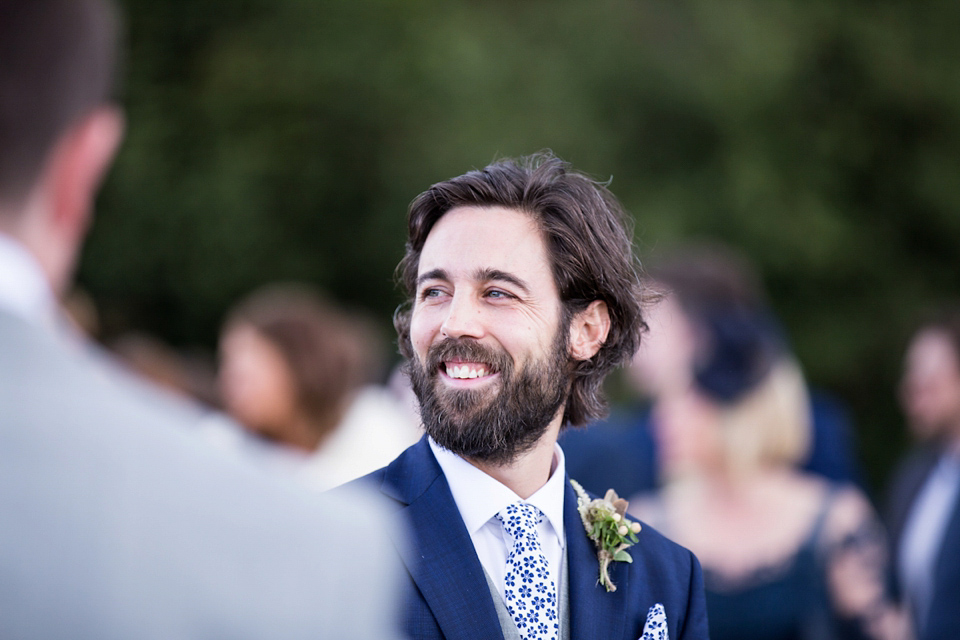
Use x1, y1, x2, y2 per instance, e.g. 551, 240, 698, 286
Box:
570, 479, 641, 592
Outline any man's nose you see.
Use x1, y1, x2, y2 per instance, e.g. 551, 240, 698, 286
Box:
440, 293, 485, 340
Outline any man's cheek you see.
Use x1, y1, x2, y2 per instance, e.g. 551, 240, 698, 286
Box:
410, 338, 430, 369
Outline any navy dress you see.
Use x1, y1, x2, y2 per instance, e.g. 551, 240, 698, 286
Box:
703, 489, 871, 640
705, 537, 830, 640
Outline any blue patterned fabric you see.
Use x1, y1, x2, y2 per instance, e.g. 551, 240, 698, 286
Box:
641, 604, 669, 639
497, 503, 559, 640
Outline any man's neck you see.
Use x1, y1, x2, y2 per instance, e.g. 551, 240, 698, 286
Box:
466, 418, 563, 500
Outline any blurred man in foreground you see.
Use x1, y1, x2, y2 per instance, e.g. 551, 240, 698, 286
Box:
0, 2, 400, 638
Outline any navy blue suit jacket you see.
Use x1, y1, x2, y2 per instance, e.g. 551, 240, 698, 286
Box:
351, 436, 709, 640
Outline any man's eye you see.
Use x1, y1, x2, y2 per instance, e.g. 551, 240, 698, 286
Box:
486, 289, 513, 300
421, 288, 442, 299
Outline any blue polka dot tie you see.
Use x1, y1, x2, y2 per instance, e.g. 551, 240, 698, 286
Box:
496, 502, 558, 640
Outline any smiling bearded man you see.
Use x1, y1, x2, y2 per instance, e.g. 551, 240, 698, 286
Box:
345, 152, 709, 640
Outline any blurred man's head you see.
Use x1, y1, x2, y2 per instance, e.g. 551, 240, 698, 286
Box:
0, 0, 123, 294
394, 153, 646, 463
900, 310, 960, 442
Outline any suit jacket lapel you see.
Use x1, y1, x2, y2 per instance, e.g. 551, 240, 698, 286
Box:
933, 473, 960, 585
887, 446, 940, 549
564, 478, 630, 640
381, 437, 504, 640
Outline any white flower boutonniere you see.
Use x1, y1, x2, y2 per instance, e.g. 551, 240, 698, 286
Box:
570, 479, 641, 592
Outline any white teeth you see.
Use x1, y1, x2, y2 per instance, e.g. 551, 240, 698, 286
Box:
445, 364, 490, 379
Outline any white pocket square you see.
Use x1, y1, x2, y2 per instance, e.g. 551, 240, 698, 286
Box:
639, 603, 668, 640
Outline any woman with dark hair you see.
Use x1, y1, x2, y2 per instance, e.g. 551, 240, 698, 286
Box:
214, 284, 420, 490
219, 285, 364, 452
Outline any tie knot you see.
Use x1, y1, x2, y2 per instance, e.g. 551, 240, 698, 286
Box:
496, 502, 543, 540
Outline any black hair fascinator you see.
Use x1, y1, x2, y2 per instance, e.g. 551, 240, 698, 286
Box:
693, 310, 785, 404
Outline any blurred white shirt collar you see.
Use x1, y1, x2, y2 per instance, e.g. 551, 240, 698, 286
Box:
0, 232, 57, 326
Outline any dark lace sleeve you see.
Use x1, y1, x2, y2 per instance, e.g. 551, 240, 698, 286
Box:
818, 487, 913, 640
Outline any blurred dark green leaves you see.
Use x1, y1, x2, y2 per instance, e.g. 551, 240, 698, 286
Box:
79, 0, 960, 490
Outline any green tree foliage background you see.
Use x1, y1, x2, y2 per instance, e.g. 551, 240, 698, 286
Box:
79, 0, 960, 492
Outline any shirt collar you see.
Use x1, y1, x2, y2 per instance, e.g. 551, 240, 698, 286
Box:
0, 232, 56, 325
429, 436, 566, 545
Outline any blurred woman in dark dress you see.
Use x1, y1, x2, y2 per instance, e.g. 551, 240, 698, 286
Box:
628, 273, 909, 640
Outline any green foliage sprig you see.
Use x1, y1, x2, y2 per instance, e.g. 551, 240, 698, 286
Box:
571, 479, 641, 593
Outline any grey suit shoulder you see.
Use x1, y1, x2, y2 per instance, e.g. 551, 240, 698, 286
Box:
0, 311, 402, 639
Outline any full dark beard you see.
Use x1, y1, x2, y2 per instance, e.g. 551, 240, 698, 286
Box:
408, 333, 570, 466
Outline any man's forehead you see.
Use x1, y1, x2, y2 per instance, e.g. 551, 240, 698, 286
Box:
424, 204, 537, 234
909, 330, 960, 373
415, 205, 553, 283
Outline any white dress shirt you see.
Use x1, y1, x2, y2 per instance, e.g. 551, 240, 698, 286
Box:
429, 437, 567, 606
0, 232, 56, 326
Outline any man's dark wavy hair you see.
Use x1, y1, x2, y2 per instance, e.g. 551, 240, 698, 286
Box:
394, 151, 647, 428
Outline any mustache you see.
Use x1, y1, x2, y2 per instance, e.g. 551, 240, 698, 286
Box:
425, 338, 512, 374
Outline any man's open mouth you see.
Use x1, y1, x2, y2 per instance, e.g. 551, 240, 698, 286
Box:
442, 361, 497, 380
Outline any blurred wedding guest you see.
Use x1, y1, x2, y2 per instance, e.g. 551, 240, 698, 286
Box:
0, 2, 401, 638
627, 286, 908, 640
561, 241, 863, 497
212, 284, 420, 490
885, 309, 960, 639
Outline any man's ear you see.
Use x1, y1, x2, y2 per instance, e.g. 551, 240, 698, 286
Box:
568, 300, 611, 361
27, 105, 125, 295
49, 106, 125, 241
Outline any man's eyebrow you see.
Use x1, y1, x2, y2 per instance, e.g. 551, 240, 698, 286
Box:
476, 268, 531, 296
416, 267, 531, 296
416, 268, 448, 288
